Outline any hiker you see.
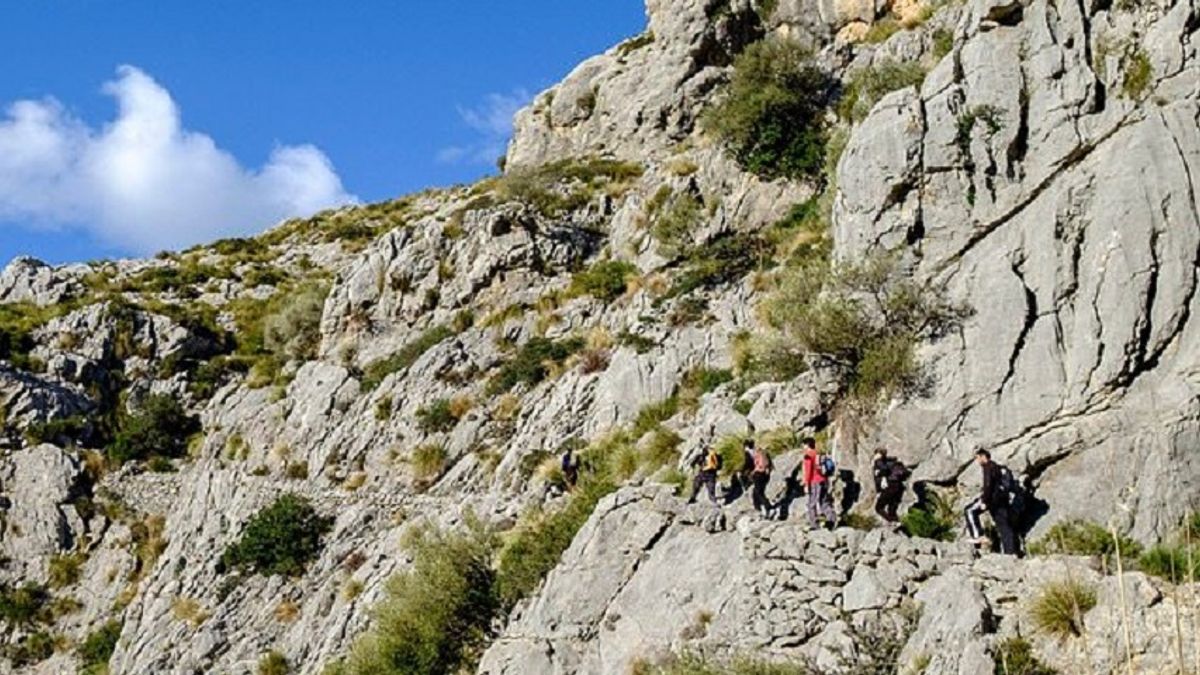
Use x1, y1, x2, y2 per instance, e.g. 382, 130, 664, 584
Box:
687, 446, 723, 506
801, 437, 837, 529
872, 448, 908, 525
561, 447, 579, 490
748, 439, 773, 518
964, 449, 1017, 554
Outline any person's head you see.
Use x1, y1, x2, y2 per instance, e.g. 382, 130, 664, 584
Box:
743, 438, 756, 451
974, 449, 991, 465
874, 447, 888, 460
802, 437, 816, 451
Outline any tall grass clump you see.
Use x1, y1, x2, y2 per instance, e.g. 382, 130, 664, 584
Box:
1029, 579, 1096, 639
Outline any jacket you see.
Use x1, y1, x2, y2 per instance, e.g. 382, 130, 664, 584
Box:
980, 461, 1003, 509
872, 457, 891, 491
802, 449, 826, 486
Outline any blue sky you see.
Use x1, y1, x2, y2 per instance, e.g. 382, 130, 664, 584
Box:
0, 1, 646, 264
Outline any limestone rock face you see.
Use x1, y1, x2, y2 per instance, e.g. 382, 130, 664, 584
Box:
1, 0, 1199, 671
834, 0, 1200, 541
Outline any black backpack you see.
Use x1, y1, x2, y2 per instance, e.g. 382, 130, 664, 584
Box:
996, 464, 1025, 512
888, 460, 910, 483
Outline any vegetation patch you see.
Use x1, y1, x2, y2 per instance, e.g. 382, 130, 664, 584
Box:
328, 524, 500, 675
415, 398, 462, 433
993, 637, 1056, 675
900, 489, 958, 541
1029, 579, 1096, 639
1027, 520, 1142, 560
486, 336, 585, 395
485, 157, 643, 218
361, 323, 458, 391
838, 61, 927, 123
631, 651, 813, 675
222, 494, 333, 577
703, 39, 835, 180
0, 582, 50, 625
107, 393, 200, 465
568, 259, 638, 303
78, 620, 122, 674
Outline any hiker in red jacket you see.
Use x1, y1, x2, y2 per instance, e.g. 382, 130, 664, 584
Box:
801, 437, 836, 529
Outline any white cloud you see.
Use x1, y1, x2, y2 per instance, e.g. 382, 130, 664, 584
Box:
0, 65, 356, 254
437, 89, 532, 166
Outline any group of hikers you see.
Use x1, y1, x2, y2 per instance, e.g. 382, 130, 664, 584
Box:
678, 438, 1021, 554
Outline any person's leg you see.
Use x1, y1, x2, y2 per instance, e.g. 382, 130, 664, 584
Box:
704, 473, 718, 505
820, 483, 837, 526
993, 507, 1017, 554
874, 492, 889, 521
806, 486, 820, 527
964, 498, 985, 540
688, 473, 703, 503
883, 486, 903, 522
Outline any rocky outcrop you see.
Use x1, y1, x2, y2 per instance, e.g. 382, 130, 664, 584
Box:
834, 0, 1200, 541
482, 485, 1199, 674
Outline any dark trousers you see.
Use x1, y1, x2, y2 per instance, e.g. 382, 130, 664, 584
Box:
875, 484, 903, 522
689, 470, 718, 505
965, 498, 1017, 554
751, 472, 771, 513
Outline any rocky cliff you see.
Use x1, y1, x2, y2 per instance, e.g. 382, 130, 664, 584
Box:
1, 0, 1199, 672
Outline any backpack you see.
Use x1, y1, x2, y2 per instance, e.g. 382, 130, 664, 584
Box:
818, 455, 836, 478
561, 451, 574, 472
752, 450, 771, 474
996, 464, 1024, 512
888, 460, 910, 483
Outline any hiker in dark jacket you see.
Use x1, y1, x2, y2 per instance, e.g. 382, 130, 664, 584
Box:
561, 448, 579, 490
872, 448, 907, 525
747, 439, 773, 518
687, 447, 722, 506
964, 449, 1017, 554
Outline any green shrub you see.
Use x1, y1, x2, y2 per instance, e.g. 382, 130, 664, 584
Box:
617, 330, 657, 354
632, 396, 681, 437
78, 620, 122, 673
222, 494, 333, 577
762, 255, 966, 404
335, 525, 500, 675
703, 39, 834, 180
993, 637, 1056, 675
361, 324, 456, 391
1029, 579, 1096, 638
1121, 46, 1152, 100
263, 282, 328, 362
258, 650, 291, 675
4, 630, 55, 667
24, 415, 90, 447
0, 302, 64, 371
107, 394, 200, 464
679, 367, 733, 410
46, 552, 85, 589
568, 260, 638, 302
411, 444, 449, 482
415, 399, 459, 433
932, 29, 955, 59
901, 489, 957, 541
487, 336, 584, 395
838, 61, 926, 122
496, 477, 616, 609
0, 582, 50, 625
649, 191, 703, 258
616, 31, 656, 57
491, 157, 643, 217
1027, 520, 1143, 559
1138, 545, 1200, 583
664, 233, 772, 299
864, 17, 902, 43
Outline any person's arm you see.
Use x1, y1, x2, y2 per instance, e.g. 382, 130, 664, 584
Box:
980, 464, 996, 507
802, 456, 814, 485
